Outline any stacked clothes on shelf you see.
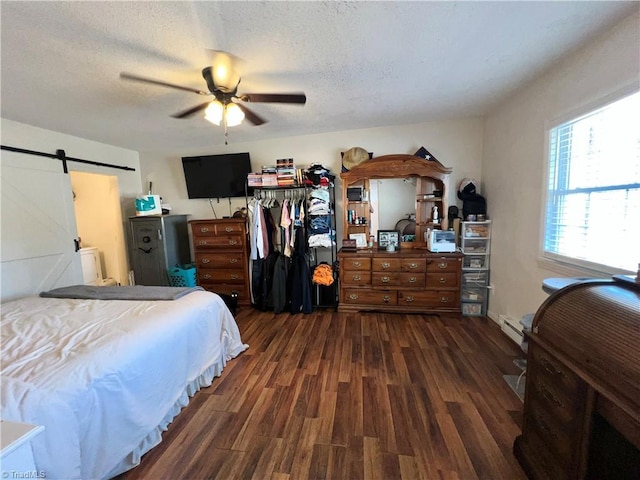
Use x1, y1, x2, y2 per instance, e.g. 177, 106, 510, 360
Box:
304, 164, 336, 249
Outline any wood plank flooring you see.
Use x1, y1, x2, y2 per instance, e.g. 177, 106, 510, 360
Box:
118, 309, 526, 479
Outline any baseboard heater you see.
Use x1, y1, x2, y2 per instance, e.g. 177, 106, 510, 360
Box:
500, 315, 524, 345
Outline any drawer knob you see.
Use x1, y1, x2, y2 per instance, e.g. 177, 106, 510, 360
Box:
200, 227, 210, 233
381, 276, 390, 283
225, 226, 233, 232
198, 240, 208, 246
381, 262, 391, 269
203, 273, 211, 279
440, 296, 449, 303
408, 277, 417, 283
408, 263, 418, 269
537, 381, 564, 408
349, 293, 359, 300
405, 296, 414, 303
383, 295, 391, 303
353, 274, 362, 281
229, 239, 238, 245
229, 258, 238, 264
438, 262, 448, 269
201, 258, 210, 264
231, 274, 239, 280
540, 356, 567, 379
439, 277, 446, 283
352, 261, 362, 267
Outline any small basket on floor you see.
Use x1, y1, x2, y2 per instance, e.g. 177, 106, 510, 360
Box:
167, 263, 197, 287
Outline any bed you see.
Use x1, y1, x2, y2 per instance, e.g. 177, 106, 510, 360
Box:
1, 288, 248, 479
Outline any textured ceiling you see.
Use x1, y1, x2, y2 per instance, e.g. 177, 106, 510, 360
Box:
1, 1, 637, 152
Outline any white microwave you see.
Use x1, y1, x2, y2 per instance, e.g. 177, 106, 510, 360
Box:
427, 230, 456, 253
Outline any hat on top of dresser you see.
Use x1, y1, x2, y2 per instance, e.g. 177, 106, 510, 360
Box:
341, 147, 371, 171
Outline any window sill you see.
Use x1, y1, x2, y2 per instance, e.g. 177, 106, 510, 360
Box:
536, 256, 627, 279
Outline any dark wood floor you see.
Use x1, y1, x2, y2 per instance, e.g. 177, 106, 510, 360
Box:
118, 308, 527, 480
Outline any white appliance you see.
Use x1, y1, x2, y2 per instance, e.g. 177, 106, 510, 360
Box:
427, 230, 457, 253
79, 247, 117, 286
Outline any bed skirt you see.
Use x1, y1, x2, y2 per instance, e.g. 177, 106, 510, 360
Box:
104, 358, 225, 479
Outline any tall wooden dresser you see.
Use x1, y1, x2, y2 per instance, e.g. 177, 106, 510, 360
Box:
338, 249, 462, 313
514, 277, 640, 480
189, 218, 250, 306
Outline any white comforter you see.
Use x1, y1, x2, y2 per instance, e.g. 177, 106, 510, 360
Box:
1, 291, 248, 479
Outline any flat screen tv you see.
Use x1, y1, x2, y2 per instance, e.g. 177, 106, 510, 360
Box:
182, 152, 253, 199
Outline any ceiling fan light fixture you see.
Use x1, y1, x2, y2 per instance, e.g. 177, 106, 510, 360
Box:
204, 100, 224, 125
212, 64, 240, 92
225, 103, 245, 127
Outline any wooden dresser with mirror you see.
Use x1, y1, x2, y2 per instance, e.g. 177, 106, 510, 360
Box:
338, 154, 462, 313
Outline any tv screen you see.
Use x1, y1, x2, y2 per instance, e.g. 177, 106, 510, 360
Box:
181, 152, 253, 199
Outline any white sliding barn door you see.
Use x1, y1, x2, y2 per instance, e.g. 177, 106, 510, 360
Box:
1, 151, 82, 301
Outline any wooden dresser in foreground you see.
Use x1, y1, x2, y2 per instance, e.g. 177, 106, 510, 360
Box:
514, 277, 640, 480
189, 218, 250, 306
338, 248, 462, 313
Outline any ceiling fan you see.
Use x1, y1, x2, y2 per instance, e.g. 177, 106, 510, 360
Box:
120, 51, 306, 142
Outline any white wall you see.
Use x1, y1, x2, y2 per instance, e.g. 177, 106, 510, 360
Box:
482, 12, 640, 325
139, 117, 484, 243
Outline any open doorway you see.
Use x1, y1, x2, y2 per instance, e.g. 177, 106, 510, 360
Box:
70, 171, 128, 285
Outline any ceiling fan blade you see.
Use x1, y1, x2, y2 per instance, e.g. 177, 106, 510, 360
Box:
171, 101, 211, 119
120, 72, 208, 96
234, 102, 267, 126
240, 93, 306, 104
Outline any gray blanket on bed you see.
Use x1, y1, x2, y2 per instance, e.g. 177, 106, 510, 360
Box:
40, 285, 205, 301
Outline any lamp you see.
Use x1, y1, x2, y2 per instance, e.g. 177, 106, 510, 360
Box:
204, 101, 245, 127
211, 61, 240, 93
204, 100, 224, 125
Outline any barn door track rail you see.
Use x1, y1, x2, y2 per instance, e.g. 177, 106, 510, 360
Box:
1, 145, 136, 173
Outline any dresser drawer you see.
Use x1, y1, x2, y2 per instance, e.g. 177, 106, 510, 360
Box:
426, 257, 461, 273
195, 252, 244, 269
342, 289, 397, 306
400, 258, 426, 272
198, 269, 245, 284
372, 272, 399, 287
192, 222, 244, 236
372, 258, 401, 271
526, 396, 574, 466
200, 284, 248, 301
398, 272, 425, 287
193, 235, 243, 249
341, 271, 372, 286
520, 422, 570, 480
398, 290, 459, 307
529, 344, 582, 398
342, 257, 372, 271
528, 368, 584, 426
426, 272, 459, 288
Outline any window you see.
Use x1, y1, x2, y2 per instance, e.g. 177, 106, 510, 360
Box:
544, 90, 640, 273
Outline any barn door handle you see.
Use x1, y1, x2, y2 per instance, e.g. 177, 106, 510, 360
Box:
74, 238, 80, 252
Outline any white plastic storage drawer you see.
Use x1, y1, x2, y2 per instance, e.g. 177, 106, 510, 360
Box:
461, 238, 490, 254
462, 271, 488, 285
462, 302, 484, 316
461, 286, 486, 302
463, 255, 488, 269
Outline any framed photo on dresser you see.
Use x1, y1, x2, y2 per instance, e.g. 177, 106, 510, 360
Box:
377, 230, 400, 249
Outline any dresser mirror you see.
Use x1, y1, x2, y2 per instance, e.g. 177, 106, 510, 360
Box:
341, 154, 452, 248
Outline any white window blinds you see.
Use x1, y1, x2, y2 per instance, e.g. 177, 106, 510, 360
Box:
544, 90, 640, 273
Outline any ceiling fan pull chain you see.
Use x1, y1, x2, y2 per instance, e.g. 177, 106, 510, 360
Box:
223, 109, 229, 145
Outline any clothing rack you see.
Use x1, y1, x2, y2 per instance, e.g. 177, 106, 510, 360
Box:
246, 182, 338, 310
